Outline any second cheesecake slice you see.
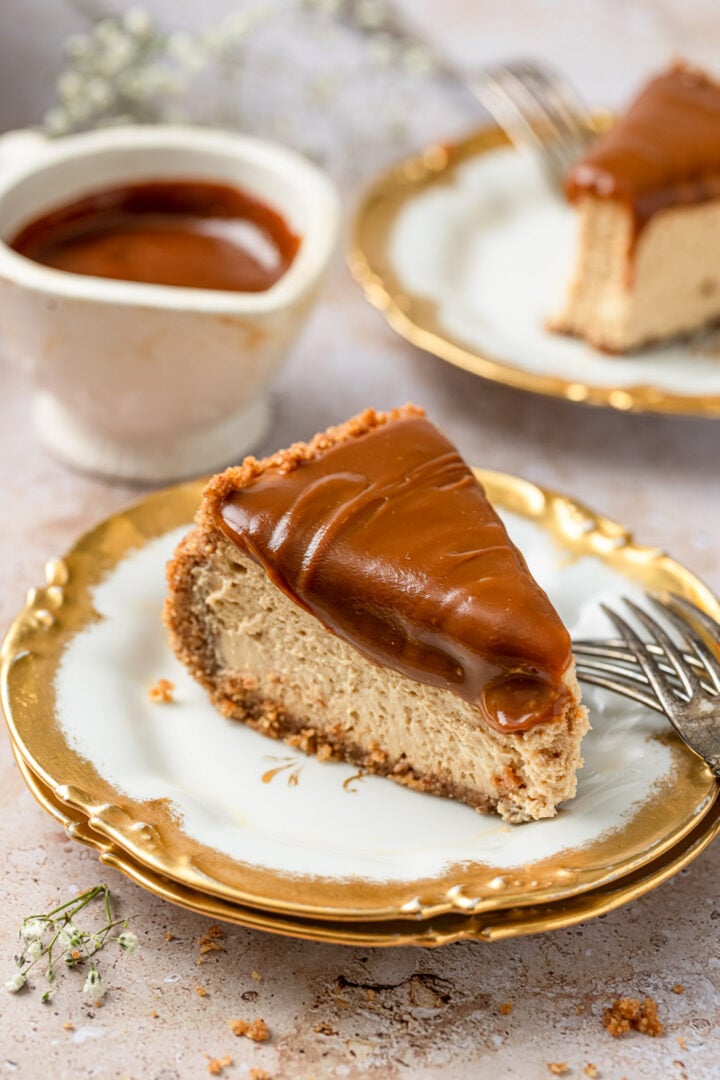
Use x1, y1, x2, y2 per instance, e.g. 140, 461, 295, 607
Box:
165, 406, 588, 823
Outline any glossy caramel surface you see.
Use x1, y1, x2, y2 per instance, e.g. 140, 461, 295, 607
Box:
567, 65, 720, 232
218, 414, 572, 731
10, 180, 300, 292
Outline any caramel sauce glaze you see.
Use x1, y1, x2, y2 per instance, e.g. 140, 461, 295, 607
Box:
10, 180, 300, 292
218, 414, 573, 733
566, 64, 720, 238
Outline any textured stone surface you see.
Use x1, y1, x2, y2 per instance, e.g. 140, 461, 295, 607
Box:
1, 3, 720, 1078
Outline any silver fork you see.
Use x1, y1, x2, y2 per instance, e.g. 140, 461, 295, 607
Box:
468, 60, 595, 191
338, 2, 595, 190
573, 594, 720, 776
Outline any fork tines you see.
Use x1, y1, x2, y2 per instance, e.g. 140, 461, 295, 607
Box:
470, 60, 594, 188
574, 592, 720, 775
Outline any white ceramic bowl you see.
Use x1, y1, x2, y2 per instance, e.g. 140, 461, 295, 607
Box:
0, 126, 339, 482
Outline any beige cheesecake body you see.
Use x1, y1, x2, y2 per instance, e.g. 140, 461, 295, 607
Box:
166, 528, 588, 824
552, 195, 720, 353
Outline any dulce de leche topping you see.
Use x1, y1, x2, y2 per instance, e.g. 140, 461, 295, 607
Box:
566, 64, 720, 235
10, 180, 300, 292
217, 410, 572, 733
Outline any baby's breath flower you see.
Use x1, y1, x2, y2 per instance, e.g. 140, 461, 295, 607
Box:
123, 6, 153, 39
165, 32, 206, 71
57, 70, 84, 99
117, 931, 138, 955
84, 77, 114, 109
26, 941, 43, 962
93, 18, 124, 48
65, 33, 91, 60
366, 33, 395, 67
59, 926, 83, 950
5, 972, 27, 993
401, 43, 437, 76
355, 0, 388, 30
43, 106, 71, 135
82, 966, 105, 1001
97, 34, 137, 76
306, 0, 343, 13
20, 918, 45, 942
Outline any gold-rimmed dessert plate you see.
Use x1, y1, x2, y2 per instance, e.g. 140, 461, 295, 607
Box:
11, 738, 720, 946
2, 474, 719, 924
349, 127, 720, 417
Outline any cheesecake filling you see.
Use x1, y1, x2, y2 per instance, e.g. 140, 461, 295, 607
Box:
218, 414, 572, 733
566, 64, 720, 241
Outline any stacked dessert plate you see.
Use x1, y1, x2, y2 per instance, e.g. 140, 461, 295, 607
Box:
3, 474, 720, 945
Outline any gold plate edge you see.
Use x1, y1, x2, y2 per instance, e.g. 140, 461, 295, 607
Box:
1, 471, 719, 923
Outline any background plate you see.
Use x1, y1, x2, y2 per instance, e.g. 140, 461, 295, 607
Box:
350, 127, 720, 417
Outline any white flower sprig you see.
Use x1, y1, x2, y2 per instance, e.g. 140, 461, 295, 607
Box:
6, 884, 137, 1001
43, 4, 282, 136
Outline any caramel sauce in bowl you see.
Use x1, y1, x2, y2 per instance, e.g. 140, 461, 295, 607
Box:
0, 126, 339, 482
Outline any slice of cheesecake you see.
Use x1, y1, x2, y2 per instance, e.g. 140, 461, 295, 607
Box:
164, 406, 588, 823
551, 63, 720, 353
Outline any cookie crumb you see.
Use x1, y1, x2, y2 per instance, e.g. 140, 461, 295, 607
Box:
584, 1065, 599, 1079
63, 1022, 74, 1031
247, 1018, 270, 1042
165, 931, 174, 942
603, 996, 664, 1038
198, 924, 226, 962
499, 1002, 513, 1016
207, 1056, 232, 1076
150, 1009, 159, 1019
249, 1070, 271, 1080
677, 1035, 687, 1050
230, 1017, 269, 1042
547, 1064, 568, 1076
313, 1022, 338, 1035
149, 677, 175, 703
196, 986, 208, 998
251, 970, 262, 981
672, 984, 684, 994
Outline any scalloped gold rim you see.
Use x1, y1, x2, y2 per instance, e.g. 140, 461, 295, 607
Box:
348, 125, 720, 418
11, 740, 720, 945
1, 472, 719, 923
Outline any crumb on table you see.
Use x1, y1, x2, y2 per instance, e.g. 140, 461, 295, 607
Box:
149, 677, 175, 703
584, 1065, 599, 1079
197, 924, 226, 962
673, 984, 685, 994
313, 1022, 338, 1036
602, 996, 664, 1038
251, 969, 262, 981
547, 1064, 568, 1076
249, 1069, 271, 1080
499, 1002, 513, 1016
677, 1035, 688, 1050
195, 986, 208, 998
230, 1017, 270, 1042
207, 1056, 232, 1076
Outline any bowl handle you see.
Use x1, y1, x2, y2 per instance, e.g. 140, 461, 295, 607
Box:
0, 128, 50, 180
